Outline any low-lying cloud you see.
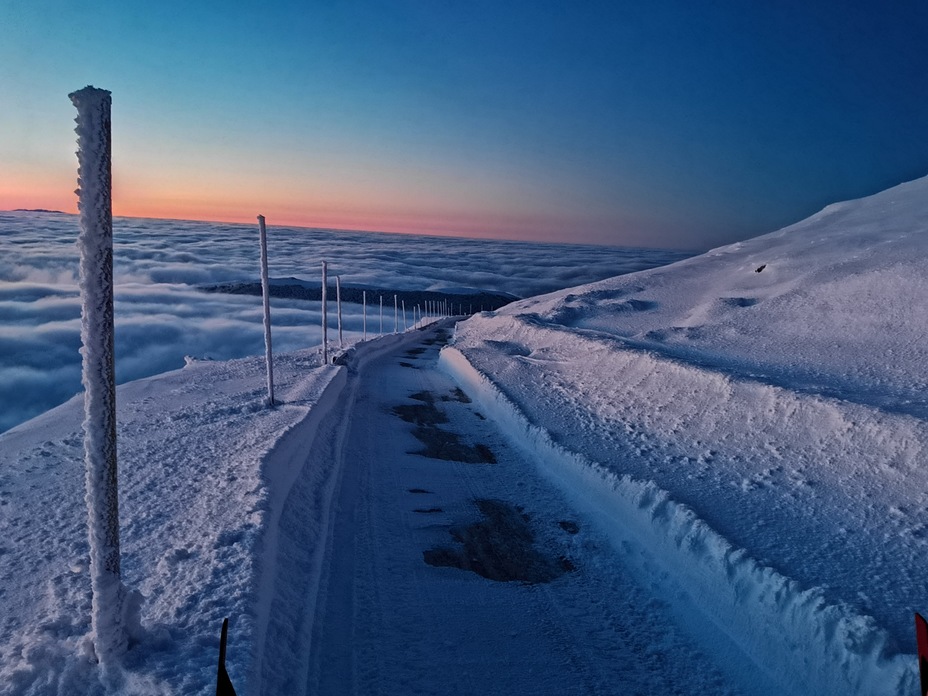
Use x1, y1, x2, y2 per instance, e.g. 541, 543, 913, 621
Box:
0, 211, 690, 433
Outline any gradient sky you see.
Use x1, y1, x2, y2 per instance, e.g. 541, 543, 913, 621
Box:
2, 0, 927, 249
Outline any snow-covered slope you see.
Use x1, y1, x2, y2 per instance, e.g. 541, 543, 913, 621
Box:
443, 176, 928, 695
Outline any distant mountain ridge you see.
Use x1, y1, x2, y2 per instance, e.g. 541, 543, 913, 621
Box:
201, 277, 518, 312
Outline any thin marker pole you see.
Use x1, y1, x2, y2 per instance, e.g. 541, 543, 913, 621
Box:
336, 275, 343, 348
321, 261, 328, 364
257, 215, 274, 406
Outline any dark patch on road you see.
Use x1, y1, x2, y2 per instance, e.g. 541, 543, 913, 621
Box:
408, 488, 432, 494
395, 391, 496, 463
399, 362, 417, 368
423, 499, 573, 584
424, 329, 451, 346
474, 412, 486, 420
414, 507, 443, 514
392, 397, 448, 427
410, 425, 496, 464
405, 347, 426, 356
440, 387, 471, 404
559, 520, 580, 535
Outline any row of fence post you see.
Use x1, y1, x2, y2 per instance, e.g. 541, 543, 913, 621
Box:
255, 216, 465, 407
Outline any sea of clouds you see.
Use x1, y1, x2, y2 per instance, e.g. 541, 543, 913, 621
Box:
0, 211, 690, 433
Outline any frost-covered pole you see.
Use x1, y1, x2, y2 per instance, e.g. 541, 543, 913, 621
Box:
336, 275, 343, 348
71, 85, 128, 669
257, 215, 274, 406
362, 290, 367, 340
379, 295, 383, 336
402, 300, 407, 331
321, 261, 328, 364
393, 294, 398, 333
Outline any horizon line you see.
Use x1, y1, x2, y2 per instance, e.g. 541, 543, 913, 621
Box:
3, 207, 696, 252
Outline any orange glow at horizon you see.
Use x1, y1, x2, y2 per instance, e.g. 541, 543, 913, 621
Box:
0, 184, 590, 244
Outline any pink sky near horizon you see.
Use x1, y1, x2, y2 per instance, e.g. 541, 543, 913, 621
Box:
0, 166, 662, 247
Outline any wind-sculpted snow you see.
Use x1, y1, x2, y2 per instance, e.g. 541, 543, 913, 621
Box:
0, 211, 688, 433
444, 175, 928, 695
441, 343, 917, 695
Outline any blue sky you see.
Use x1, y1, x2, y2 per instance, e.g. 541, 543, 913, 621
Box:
2, 0, 927, 248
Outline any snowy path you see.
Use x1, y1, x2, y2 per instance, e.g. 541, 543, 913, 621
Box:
299, 323, 753, 696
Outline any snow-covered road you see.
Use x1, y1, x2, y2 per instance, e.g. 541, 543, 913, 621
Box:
295, 323, 754, 695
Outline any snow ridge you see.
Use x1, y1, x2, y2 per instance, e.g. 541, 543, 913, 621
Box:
439, 346, 917, 696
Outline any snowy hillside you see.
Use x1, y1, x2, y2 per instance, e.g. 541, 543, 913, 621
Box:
444, 175, 928, 694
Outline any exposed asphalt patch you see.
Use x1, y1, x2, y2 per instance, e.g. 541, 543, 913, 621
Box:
441, 387, 471, 404
392, 394, 448, 427
410, 426, 496, 464
405, 347, 427, 356
423, 499, 574, 584
399, 362, 417, 368
395, 391, 496, 463
408, 488, 432, 494
414, 507, 443, 514
421, 330, 451, 347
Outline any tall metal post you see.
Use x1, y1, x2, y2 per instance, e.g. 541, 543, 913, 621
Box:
257, 215, 274, 406
70, 85, 127, 669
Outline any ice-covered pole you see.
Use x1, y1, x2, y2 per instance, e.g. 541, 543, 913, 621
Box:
321, 261, 328, 363
336, 275, 343, 347
362, 290, 367, 340
70, 85, 128, 669
394, 294, 398, 333
257, 215, 274, 406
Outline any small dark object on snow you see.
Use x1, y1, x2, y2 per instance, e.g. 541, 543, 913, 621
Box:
216, 618, 237, 696
755, 264, 766, 273
559, 520, 580, 535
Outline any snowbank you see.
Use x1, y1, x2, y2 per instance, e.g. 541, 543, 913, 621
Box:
440, 346, 915, 695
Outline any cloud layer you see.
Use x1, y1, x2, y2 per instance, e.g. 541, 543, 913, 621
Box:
0, 211, 689, 432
